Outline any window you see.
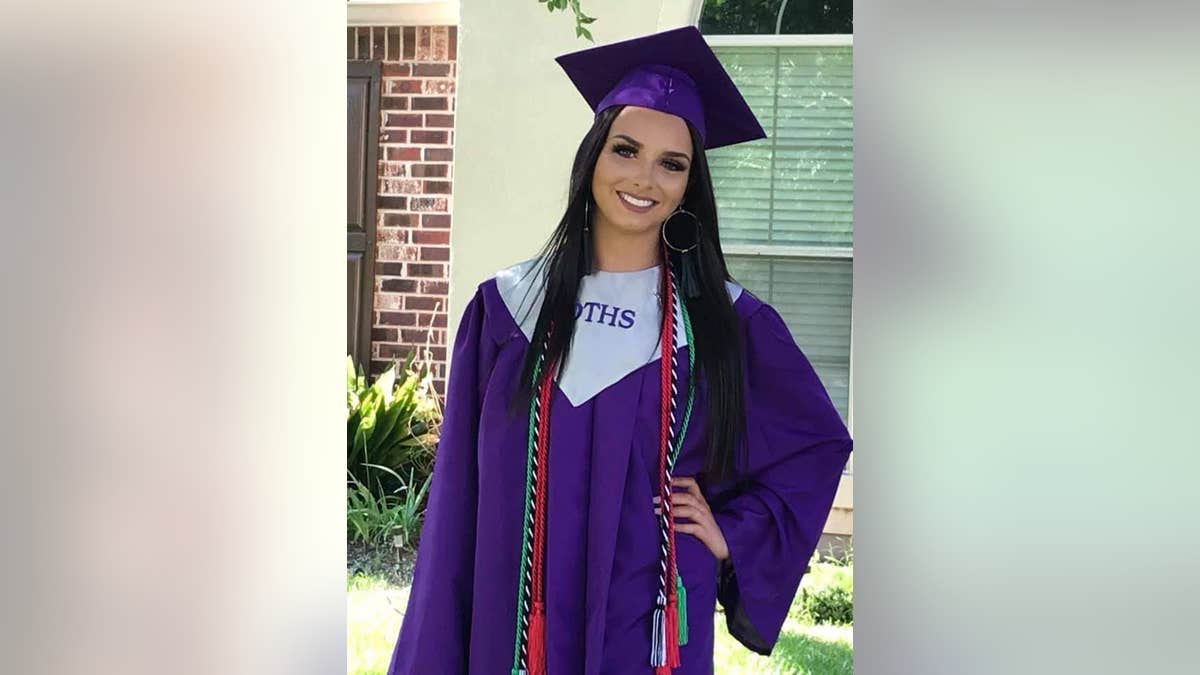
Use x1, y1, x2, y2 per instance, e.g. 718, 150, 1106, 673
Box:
700, 1, 853, 428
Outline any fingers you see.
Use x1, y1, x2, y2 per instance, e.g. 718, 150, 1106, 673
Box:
671, 475, 703, 501
660, 503, 704, 523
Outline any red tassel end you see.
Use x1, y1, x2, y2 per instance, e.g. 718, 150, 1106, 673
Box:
664, 601, 681, 667
655, 667, 674, 675
527, 601, 547, 675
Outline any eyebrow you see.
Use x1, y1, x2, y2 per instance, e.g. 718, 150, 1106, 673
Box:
612, 134, 691, 162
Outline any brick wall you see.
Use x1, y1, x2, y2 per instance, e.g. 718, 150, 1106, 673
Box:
348, 26, 456, 395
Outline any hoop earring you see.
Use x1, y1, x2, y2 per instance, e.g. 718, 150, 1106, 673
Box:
661, 207, 704, 298
660, 207, 701, 254
581, 198, 593, 274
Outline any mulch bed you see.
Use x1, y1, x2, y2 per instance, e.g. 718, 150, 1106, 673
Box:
348, 541, 418, 587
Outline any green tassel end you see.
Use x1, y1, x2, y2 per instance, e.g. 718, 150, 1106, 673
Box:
675, 573, 689, 645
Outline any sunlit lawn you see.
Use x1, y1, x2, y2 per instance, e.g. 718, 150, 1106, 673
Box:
348, 568, 852, 675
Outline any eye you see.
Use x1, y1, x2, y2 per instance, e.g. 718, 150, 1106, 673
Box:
663, 160, 687, 172
613, 143, 636, 158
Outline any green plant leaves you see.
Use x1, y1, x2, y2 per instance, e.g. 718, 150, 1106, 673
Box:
347, 353, 441, 552
538, 0, 596, 42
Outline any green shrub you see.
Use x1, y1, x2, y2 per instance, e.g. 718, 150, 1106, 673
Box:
346, 353, 440, 500
347, 466, 432, 550
803, 582, 853, 625
793, 563, 854, 625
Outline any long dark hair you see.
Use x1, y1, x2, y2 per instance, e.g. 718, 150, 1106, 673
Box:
515, 105, 746, 483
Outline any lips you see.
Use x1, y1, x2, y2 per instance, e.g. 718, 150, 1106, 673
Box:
617, 190, 657, 214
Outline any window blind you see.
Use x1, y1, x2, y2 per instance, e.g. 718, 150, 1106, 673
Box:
726, 256, 852, 421
710, 46, 853, 248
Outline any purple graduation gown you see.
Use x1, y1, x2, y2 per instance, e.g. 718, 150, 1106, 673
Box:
387, 261, 852, 675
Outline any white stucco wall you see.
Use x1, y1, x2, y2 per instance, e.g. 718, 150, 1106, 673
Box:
447, 0, 702, 345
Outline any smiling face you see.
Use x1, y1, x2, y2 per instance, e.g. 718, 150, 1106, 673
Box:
589, 105, 694, 240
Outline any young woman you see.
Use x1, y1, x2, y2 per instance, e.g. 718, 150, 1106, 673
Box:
388, 26, 852, 675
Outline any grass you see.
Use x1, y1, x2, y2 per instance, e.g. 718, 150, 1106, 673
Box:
348, 562, 853, 675
347, 574, 410, 675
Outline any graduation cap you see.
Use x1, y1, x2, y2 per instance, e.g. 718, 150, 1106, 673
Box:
555, 25, 767, 151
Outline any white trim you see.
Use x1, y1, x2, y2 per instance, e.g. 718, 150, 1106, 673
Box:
723, 244, 852, 259
704, 34, 852, 47
347, 0, 459, 27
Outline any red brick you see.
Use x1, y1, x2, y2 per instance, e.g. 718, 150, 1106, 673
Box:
406, 295, 442, 311
379, 130, 408, 143
391, 179, 424, 195
423, 80, 455, 95
372, 327, 397, 342
383, 84, 411, 103
379, 343, 420, 360
400, 328, 435, 343
420, 246, 449, 261
419, 280, 449, 295
403, 27, 415, 59
449, 27, 458, 61
380, 278, 417, 293
431, 27, 449, 61
377, 196, 408, 210
410, 163, 449, 178
379, 162, 407, 177
425, 114, 454, 128
411, 197, 448, 212
381, 96, 410, 110
417, 28, 433, 60
375, 262, 406, 275
386, 27, 401, 61
372, 28, 386, 60
408, 263, 444, 278
411, 130, 448, 144
387, 147, 421, 161
432, 313, 448, 328
375, 227, 404, 243
382, 63, 409, 78
413, 229, 450, 245
379, 311, 417, 326
424, 148, 453, 161
383, 212, 417, 228
413, 63, 451, 77
412, 97, 448, 112
424, 180, 452, 194
389, 79, 424, 94
422, 214, 451, 228
384, 113, 422, 128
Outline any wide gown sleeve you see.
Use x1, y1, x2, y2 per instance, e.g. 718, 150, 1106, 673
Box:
711, 302, 853, 655
387, 286, 496, 675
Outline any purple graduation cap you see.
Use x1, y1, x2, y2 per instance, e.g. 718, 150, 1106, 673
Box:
555, 25, 768, 150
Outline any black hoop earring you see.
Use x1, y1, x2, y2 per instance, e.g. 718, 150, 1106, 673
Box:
661, 207, 701, 254
661, 207, 703, 298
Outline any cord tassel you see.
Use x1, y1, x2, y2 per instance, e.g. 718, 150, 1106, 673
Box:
675, 573, 688, 646
527, 600, 546, 675
665, 596, 681, 668
651, 600, 666, 666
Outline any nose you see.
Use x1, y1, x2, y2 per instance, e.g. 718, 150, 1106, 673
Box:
630, 157, 655, 193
